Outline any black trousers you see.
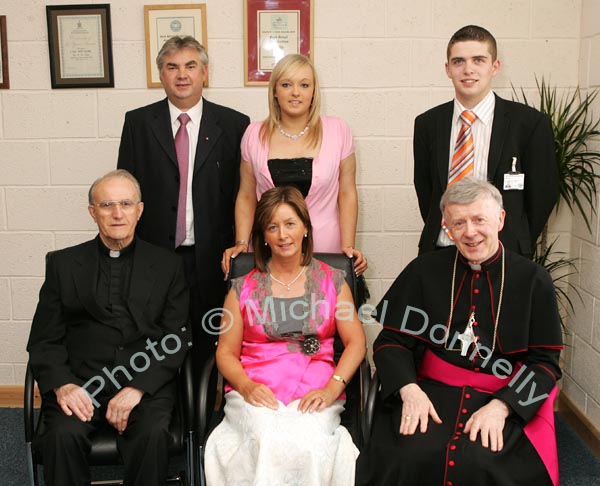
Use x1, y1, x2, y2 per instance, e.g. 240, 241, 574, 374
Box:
37, 384, 174, 486
176, 245, 219, 371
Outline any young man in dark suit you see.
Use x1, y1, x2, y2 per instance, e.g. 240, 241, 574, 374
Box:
413, 25, 557, 258
117, 36, 250, 369
27, 170, 190, 486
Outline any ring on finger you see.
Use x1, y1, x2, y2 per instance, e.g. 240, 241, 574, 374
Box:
405, 415, 411, 420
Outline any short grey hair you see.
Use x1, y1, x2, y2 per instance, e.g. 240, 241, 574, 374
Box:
440, 178, 503, 214
88, 169, 142, 204
156, 36, 208, 70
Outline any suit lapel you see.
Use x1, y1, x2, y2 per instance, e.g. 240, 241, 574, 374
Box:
437, 102, 454, 189
194, 99, 223, 174
488, 94, 509, 178
127, 240, 157, 332
72, 241, 112, 324
150, 99, 179, 169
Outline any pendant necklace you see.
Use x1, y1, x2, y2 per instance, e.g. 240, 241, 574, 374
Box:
456, 311, 478, 356
445, 246, 505, 358
278, 123, 310, 141
268, 265, 307, 291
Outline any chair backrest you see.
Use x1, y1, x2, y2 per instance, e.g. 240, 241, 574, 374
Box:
229, 253, 358, 308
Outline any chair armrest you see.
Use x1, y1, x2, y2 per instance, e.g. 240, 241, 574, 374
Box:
196, 354, 216, 443
24, 362, 36, 443
360, 358, 371, 411
178, 353, 194, 432
362, 370, 380, 447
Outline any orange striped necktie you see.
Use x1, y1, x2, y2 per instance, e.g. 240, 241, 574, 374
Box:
448, 110, 477, 186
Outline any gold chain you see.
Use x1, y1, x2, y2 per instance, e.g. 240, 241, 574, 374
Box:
444, 246, 505, 357
268, 265, 307, 291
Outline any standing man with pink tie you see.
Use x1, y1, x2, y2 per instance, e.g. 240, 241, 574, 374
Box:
413, 25, 557, 259
118, 36, 250, 370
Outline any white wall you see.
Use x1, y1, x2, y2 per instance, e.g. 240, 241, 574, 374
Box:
0, 0, 588, 399
561, 0, 600, 431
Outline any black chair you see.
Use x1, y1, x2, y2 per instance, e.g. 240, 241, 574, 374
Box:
361, 370, 381, 446
24, 353, 196, 486
196, 253, 371, 485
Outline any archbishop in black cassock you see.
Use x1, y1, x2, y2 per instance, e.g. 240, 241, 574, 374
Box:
357, 179, 562, 486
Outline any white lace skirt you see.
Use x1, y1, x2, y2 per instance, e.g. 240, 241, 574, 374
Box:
204, 391, 359, 486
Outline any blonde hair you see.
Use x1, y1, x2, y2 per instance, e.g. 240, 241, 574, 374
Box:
260, 54, 322, 149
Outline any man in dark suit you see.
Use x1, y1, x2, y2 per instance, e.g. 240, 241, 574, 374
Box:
414, 25, 557, 258
117, 36, 250, 368
27, 170, 190, 486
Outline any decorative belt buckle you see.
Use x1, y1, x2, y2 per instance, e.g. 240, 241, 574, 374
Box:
302, 335, 320, 356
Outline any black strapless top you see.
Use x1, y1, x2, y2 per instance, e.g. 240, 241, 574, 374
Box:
267, 157, 313, 198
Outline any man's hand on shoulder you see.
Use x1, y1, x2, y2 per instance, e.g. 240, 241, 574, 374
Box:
54, 383, 95, 422
464, 398, 510, 452
106, 387, 144, 434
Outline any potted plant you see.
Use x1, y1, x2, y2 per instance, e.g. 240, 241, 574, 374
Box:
512, 78, 600, 318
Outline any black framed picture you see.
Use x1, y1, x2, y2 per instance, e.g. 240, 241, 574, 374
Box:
46, 4, 114, 88
0, 16, 9, 89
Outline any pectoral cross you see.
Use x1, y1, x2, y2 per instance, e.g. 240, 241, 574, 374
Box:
457, 312, 478, 356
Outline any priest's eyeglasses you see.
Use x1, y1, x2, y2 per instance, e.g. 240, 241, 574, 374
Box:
93, 200, 140, 213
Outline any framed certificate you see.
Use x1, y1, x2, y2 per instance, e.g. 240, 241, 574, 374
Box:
244, 0, 313, 85
0, 16, 9, 89
144, 4, 208, 88
46, 5, 114, 89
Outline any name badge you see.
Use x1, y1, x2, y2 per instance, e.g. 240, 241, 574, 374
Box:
504, 173, 525, 190
503, 156, 525, 191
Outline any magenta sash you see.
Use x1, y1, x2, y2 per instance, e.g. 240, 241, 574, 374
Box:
418, 350, 559, 486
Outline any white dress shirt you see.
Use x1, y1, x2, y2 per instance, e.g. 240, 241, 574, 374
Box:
437, 90, 496, 247
168, 99, 203, 246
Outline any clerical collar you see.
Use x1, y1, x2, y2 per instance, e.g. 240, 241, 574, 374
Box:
458, 243, 503, 271
96, 236, 136, 258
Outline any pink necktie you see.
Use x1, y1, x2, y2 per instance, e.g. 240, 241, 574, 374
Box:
448, 110, 476, 186
175, 113, 191, 247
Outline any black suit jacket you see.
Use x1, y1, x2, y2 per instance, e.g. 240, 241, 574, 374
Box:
413, 94, 558, 257
117, 98, 250, 311
27, 238, 190, 396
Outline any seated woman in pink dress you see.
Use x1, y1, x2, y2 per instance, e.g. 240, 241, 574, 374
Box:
222, 54, 367, 279
205, 186, 366, 485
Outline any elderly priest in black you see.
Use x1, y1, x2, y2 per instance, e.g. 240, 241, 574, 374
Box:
27, 170, 190, 486
357, 178, 562, 486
